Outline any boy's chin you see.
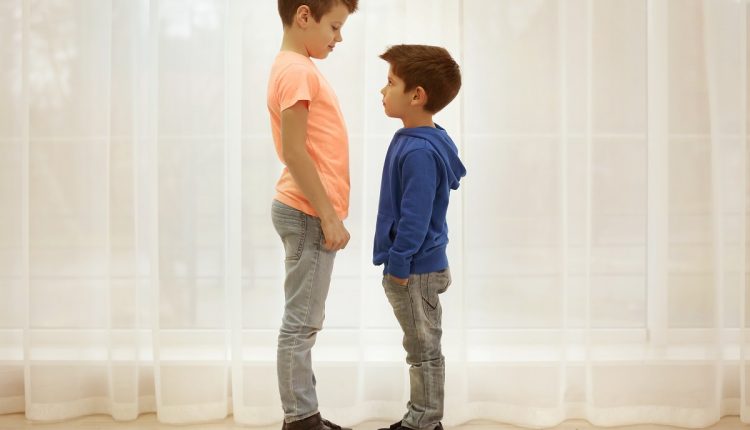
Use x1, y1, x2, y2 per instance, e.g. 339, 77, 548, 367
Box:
310, 51, 330, 60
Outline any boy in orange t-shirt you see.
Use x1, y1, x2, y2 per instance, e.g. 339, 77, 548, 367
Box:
266, 1, 358, 430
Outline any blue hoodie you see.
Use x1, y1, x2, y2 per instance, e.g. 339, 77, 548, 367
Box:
373, 124, 466, 278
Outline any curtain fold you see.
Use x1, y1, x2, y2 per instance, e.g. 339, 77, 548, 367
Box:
0, 0, 747, 428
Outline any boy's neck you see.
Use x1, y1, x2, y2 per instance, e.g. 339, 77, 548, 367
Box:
280, 32, 309, 57
401, 111, 435, 129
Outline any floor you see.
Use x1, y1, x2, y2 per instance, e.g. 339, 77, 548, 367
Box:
0, 415, 746, 430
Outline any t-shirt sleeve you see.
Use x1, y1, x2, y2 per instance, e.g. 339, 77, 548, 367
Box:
276, 63, 320, 112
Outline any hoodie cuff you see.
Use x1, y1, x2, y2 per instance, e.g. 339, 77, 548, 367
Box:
387, 257, 411, 279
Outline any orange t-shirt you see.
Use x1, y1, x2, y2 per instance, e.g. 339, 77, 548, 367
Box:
267, 51, 350, 220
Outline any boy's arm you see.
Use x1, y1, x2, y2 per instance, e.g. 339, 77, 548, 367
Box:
281, 101, 350, 251
387, 149, 438, 282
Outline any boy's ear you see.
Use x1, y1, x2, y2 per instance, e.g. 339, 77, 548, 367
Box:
410, 86, 428, 108
295, 5, 312, 28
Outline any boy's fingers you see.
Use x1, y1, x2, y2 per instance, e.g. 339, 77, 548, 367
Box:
322, 237, 343, 251
321, 227, 350, 251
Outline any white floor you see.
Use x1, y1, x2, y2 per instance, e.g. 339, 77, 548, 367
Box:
0, 415, 746, 430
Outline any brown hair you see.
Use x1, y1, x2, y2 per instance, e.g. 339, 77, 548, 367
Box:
278, 0, 358, 27
380, 44, 462, 114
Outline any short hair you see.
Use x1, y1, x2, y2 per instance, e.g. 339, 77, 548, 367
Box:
278, 0, 359, 27
380, 44, 462, 114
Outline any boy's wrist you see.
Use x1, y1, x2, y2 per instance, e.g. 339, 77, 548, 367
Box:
318, 210, 339, 224
388, 274, 408, 286
387, 259, 410, 280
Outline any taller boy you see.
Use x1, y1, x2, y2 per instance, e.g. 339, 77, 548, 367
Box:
375, 45, 466, 430
267, 1, 358, 430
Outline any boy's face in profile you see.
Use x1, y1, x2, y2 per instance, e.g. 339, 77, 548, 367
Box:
380, 66, 413, 119
302, 3, 350, 59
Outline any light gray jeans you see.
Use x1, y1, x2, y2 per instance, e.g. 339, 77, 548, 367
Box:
383, 269, 452, 430
272, 200, 336, 423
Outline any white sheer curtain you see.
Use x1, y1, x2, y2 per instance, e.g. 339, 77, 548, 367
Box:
0, 0, 747, 427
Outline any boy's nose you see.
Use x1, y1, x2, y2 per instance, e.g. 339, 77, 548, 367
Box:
335, 32, 343, 42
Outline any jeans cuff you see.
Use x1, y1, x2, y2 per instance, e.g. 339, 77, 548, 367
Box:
285, 410, 320, 424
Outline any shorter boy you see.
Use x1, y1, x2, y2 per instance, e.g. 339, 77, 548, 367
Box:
373, 45, 466, 430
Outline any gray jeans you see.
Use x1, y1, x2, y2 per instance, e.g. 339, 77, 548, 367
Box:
383, 269, 452, 430
272, 200, 336, 423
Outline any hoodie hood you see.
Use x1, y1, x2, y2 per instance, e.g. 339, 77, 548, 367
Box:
395, 124, 466, 190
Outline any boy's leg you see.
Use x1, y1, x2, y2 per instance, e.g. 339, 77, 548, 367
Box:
272, 201, 336, 423
382, 269, 452, 430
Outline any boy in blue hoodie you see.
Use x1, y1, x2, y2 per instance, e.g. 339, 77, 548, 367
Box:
374, 45, 466, 430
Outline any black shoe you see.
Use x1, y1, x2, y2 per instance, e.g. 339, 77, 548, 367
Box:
321, 416, 352, 430
282, 413, 352, 430
283, 413, 324, 430
378, 421, 444, 430
378, 421, 406, 430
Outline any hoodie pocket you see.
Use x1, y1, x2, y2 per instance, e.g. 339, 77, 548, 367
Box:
375, 213, 396, 251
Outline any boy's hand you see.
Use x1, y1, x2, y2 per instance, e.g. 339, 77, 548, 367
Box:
388, 274, 408, 286
321, 217, 350, 251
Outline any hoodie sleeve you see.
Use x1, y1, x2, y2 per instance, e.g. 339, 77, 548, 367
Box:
387, 148, 438, 279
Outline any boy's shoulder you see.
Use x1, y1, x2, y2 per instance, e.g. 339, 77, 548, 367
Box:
393, 134, 433, 154
271, 52, 317, 77
393, 130, 447, 156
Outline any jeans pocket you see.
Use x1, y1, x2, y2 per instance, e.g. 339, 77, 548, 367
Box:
420, 273, 446, 326
383, 276, 410, 316
435, 268, 452, 294
272, 205, 307, 261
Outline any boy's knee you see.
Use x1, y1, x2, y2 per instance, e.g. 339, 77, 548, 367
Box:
406, 354, 444, 367
405, 346, 443, 364
279, 323, 322, 339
